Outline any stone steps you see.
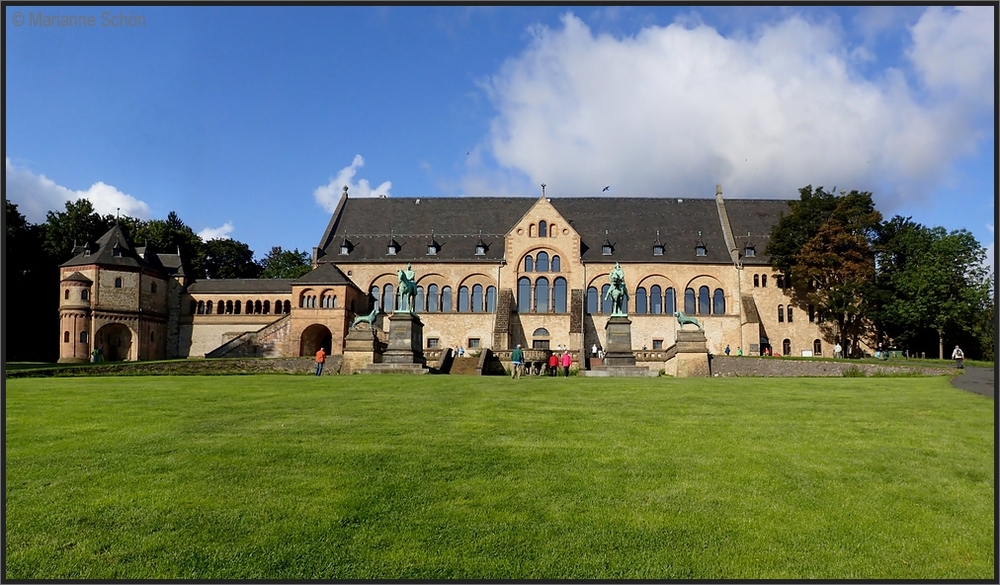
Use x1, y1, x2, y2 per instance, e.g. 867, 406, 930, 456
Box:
449, 356, 481, 375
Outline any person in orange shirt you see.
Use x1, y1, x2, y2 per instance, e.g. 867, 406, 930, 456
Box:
315, 347, 326, 376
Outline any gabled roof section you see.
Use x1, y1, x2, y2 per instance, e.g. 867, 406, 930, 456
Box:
720, 199, 791, 265
61, 271, 93, 283
295, 262, 356, 287
322, 197, 534, 262
61, 223, 148, 270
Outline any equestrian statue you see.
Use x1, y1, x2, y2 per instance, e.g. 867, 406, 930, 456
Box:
396, 263, 418, 313
605, 262, 629, 317
674, 311, 703, 330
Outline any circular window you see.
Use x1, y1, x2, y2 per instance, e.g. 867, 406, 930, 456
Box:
562, 228, 569, 235
517, 228, 524, 235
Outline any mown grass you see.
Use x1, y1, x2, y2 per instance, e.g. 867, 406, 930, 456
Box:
5, 375, 994, 580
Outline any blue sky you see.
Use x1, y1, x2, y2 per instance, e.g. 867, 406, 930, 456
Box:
5, 5, 995, 268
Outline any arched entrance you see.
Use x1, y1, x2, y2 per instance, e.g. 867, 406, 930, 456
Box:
300, 324, 333, 356
96, 323, 133, 361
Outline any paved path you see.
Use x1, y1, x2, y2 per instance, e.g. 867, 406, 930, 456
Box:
949, 366, 995, 399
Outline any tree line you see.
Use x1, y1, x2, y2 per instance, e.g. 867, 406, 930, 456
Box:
5, 199, 312, 362
766, 186, 994, 361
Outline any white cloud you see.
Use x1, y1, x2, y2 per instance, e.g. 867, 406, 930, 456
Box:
908, 6, 994, 100
198, 222, 234, 241
474, 11, 993, 211
314, 155, 392, 212
5, 158, 151, 223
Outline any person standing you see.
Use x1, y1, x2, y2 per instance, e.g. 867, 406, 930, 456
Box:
561, 350, 572, 377
724, 344, 731, 356
548, 352, 559, 376
315, 347, 326, 376
511, 344, 524, 379
834, 343, 842, 358
591, 343, 598, 357
951, 345, 964, 369
736, 347, 743, 357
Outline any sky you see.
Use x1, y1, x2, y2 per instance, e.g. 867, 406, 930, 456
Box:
5, 5, 995, 269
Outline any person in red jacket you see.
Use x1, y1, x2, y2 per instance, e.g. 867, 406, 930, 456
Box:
548, 352, 559, 376
561, 350, 572, 377
315, 347, 326, 376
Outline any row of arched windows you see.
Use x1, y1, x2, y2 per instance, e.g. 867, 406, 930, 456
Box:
586, 285, 726, 316
753, 274, 768, 287
523, 252, 561, 273
372, 283, 498, 313
775, 339, 823, 356
193, 299, 291, 315
529, 220, 559, 238
517, 276, 568, 313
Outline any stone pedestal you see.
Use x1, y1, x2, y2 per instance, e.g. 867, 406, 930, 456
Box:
341, 326, 383, 374
602, 316, 636, 366
361, 312, 428, 374
580, 316, 656, 377
667, 329, 710, 378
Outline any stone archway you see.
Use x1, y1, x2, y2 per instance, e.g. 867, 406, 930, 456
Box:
96, 323, 133, 361
300, 324, 333, 356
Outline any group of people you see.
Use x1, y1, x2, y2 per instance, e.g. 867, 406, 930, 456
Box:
510, 344, 572, 378
590, 344, 605, 359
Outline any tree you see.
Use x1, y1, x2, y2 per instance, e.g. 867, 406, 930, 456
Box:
873, 217, 991, 358
6, 202, 57, 361
259, 247, 312, 279
767, 186, 882, 355
41, 199, 114, 261
203, 238, 261, 279
131, 211, 206, 277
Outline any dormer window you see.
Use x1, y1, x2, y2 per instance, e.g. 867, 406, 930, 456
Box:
602, 230, 613, 256
744, 245, 756, 258
695, 231, 707, 257
339, 236, 352, 256
387, 232, 400, 256
475, 232, 488, 256
113, 247, 122, 257
652, 230, 663, 256
426, 232, 440, 256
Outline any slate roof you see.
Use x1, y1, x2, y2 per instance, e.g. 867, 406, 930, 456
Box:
61, 271, 93, 283
185, 279, 297, 294
61, 223, 146, 269
294, 262, 356, 286
322, 195, 791, 265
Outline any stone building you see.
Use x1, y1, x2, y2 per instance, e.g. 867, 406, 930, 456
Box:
58, 186, 829, 364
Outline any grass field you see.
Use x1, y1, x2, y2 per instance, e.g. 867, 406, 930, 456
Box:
5, 374, 994, 579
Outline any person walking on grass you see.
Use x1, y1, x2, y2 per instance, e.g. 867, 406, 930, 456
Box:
511, 344, 524, 379
314, 347, 326, 376
548, 352, 559, 376
952, 345, 965, 369
561, 350, 572, 377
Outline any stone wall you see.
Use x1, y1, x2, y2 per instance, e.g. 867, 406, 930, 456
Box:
8, 356, 345, 378
709, 356, 953, 377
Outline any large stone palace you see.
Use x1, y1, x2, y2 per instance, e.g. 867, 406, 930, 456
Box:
58, 186, 827, 364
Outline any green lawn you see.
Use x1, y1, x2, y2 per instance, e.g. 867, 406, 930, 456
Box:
5, 375, 994, 579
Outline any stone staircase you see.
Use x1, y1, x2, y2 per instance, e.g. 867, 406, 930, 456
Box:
449, 356, 481, 375
205, 314, 292, 358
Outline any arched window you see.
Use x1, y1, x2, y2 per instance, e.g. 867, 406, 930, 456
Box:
550, 224, 557, 237
650, 285, 662, 315
529, 224, 536, 237
518, 278, 531, 313
665, 287, 677, 314
782, 339, 791, 356
787, 306, 794, 323
635, 287, 647, 314
684, 288, 696, 315
536, 251, 549, 272
441, 286, 453, 312
80, 331, 88, 344
383, 284, 394, 312
65, 289, 70, 300
416, 286, 425, 312
535, 277, 550, 313
524, 255, 534, 272
552, 278, 567, 313
255, 300, 262, 314
114, 277, 122, 288
234, 300, 242, 314
471, 284, 483, 312
761, 274, 768, 287
539, 220, 548, 237
587, 287, 598, 314
601, 284, 612, 314
245, 299, 253, 312
551, 255, 560, 272
226, 300, 234, 314
273, 299, 282, 314
778, 305, 784, 322
197, 300, 205, 314
332, 296, 338, 308
216, 301, 224, 314
427, 284, 439, 312
486, 286, 497, 313
64, 331, 70, 343
754, 274, 759, 287
713, 289, 725, 314
698, 286, 710, 315
284, 301, 291, 313
458, 286, 470, 312
81, 290, 89, 301
814, 339, 822, 355
263, 300, 270, 314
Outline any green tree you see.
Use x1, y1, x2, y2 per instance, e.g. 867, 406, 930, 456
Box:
767, 186, 882, 355
6, 202, 59, 361
259, 246, 312, 279
131, 211, 206, 277
41, 199, 114, 261
203, 238, 261, 279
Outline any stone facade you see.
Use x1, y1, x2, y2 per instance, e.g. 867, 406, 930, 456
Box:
59, 188, 836, 364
